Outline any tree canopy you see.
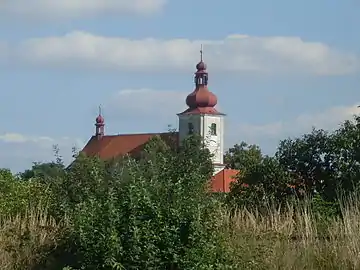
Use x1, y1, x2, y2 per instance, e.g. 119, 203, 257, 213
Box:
227, 115, 360, 207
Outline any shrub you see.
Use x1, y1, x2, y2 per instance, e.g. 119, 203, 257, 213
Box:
55, 135, 236, 269
0, 169, 54, 218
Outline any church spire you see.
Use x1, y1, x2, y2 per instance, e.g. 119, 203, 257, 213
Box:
194, 44, 208, 86
182, 45, 218, 111
95, 105, 105, 139
177, 45, 225, 173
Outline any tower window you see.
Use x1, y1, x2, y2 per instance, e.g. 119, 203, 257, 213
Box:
210, 123, 217, 135
188, 123, 194, 134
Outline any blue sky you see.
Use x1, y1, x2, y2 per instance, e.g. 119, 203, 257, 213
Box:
0, 0, 359, 172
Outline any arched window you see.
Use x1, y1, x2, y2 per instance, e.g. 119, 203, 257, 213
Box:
210, 123, 217, 135
188, 123, 194, 134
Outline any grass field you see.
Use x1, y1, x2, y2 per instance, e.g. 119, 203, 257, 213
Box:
1, 198, 359, 269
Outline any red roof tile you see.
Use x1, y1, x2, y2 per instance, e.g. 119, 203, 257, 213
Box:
82, 132, 178, 160
211, 169, 239, 192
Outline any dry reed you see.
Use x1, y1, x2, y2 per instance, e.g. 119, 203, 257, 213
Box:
222, 199, 360, 270
0, 205, 67, 270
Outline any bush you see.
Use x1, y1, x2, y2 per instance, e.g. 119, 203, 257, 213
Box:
52, 135, 236, 269
0, 169, 54, 218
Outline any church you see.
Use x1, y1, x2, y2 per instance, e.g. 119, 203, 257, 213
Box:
81, 51, 239, 192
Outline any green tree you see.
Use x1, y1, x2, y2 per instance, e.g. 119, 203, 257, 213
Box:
53, 135, 235, 269
275, 116, 360, 201
20, 162, 65, 181
327, 116, 360, 196
228, 156, 295, 209
275, 128, 332, 198
20, 145, 66, 181
224, 142, 263, 175
0, 168, 54, 217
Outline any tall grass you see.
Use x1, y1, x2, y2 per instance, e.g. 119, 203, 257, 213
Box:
0, 205, 67, 270
2, 197, 360, 269
224, 197, 360, 269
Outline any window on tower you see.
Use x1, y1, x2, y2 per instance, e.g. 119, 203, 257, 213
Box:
210, 123, 217, 135
188, 123, 194, 134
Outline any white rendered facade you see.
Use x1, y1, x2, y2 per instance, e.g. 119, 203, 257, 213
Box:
178, 113, 226, 175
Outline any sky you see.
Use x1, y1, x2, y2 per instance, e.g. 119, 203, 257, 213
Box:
0, 0, 360, 172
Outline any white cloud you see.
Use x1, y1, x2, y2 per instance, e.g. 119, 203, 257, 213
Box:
0, 133, 54, 144
238, 104, 360, 140
0, 0, 166, 19
12, 31, 359, 75
0, 132, 85, 172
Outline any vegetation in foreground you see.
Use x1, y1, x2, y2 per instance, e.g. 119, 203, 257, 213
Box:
2, 116, 360, 269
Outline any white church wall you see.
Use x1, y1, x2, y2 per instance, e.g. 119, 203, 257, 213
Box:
178, 113, 225, 166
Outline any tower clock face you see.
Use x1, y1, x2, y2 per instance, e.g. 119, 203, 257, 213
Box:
209, 139, 217, 147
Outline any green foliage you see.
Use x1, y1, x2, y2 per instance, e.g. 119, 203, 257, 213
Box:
0, 169, 53, 217
224, 142, 263, 174
19, 145, 66, 182
276, 128, 334, 199
20, 162, 65, 181
228, 156, 296, 209
51, 134, 235, 269
276, 116, 360, 201
229, 115, 360, 210
3, 114, 360, 269
310, 194, 341, 218
328, 116, 360, 195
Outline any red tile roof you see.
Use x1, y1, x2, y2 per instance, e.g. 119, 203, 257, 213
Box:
81, 132, 178, 160
81, 131, 238, 192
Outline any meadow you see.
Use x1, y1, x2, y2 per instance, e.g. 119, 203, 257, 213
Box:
1, 197, 360, 269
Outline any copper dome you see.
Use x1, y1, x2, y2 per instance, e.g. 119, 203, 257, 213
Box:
178, 49, 221, 115
186, 86, 218, 108
96, 114, 104, 124
196, 60, 207, 70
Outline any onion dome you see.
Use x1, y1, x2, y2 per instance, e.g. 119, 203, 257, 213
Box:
196, 60, 207, 71
95, 114, 104, 124
178, 45, 221, 115
95, 106, 105, 125
186, 85, 217, 108
185, 55, 217, 109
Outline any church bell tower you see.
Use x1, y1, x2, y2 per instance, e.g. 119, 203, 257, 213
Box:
177, 46, 226, 174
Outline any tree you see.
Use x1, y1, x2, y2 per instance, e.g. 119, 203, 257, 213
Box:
224, 141, 263, 175
225, 142, 296, 208
20, 145, 66, 181
20, 162, 65, 181
55, 134, 236, 269
275, 116, 360, 201
0, 168, 54, 217
327, 116, 360, 196
228, 156, 296, 209
275, 128, 332, 198
0, 168, 14, 182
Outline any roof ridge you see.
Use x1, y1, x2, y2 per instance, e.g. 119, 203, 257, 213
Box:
102, 131, 178, 137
